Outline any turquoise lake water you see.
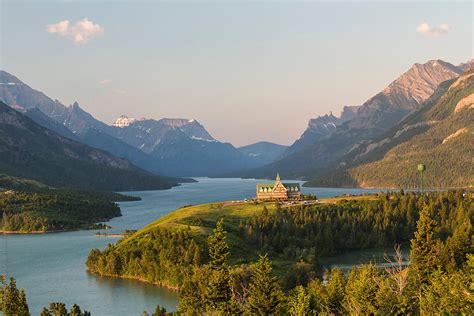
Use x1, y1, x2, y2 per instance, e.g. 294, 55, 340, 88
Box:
1, 178, 393, 315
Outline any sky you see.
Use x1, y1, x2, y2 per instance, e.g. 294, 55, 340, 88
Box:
0, 1, 472, 146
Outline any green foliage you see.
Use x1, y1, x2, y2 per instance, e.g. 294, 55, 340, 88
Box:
40, 302, 90, 316
288, 286, 310, 316
86, 226, 202, 288
410, 205, 440, 282
344, 264, 380, 314
245, 255, 284, 315
0, 277, 30, 316
308, 72, 474, 189
0, 187, 133, 232
204, 219, 233, 313
420, 269, 472, 314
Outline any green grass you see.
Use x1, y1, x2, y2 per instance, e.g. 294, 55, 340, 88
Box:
115, 196, 379, 273
120, 201, 278, 264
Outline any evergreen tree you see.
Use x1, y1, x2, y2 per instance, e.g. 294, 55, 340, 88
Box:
288, 286, 310, 316
246, 255, 284, 315
204, 218, 232, 313
2, 277, 29, 316
70, 304, 83, 316
325, 268, 346, 313
151, 304, 167, 316
40, 308, 51, 316
17, 289, 30, 316
410, 205, 439, 282
48, 302, 68, 316
420, 269, 472, 314
344, 264, 380, 314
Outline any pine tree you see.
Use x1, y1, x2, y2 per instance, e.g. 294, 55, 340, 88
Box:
3, 277, 20, 315
344, 264, 380, 314
178, 267, 206, 314
205, 218, 232, 313
288, 286, 310, 316
246, 255, 284, 315
48, 302, 68, 316
151, 304, 167, 316
17, 289, 30, 316
325, 268, 346, 313
70, 304, 83, 316
40, 308, 51, 316
410, 205, 439, 282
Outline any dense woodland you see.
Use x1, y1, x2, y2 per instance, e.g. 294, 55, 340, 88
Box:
178, 192, 473, 314
87, 191, 472, 293
5, 190, 473, 314
0, 188, 138, 232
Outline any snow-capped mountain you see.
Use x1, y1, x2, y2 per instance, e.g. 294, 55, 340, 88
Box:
112, 115, 138, 128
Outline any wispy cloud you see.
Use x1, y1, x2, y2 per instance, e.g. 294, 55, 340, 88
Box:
99, 79, 112, 85
416, 22, 449, 37
47, 18, 104, 44
114, 89, 126, 95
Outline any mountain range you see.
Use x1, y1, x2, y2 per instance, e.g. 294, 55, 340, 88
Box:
242, 59, 473, 184
0, 100, 178, 191
306, 69, 474, 188
0, 71, 287, 177
0, 57, 472, 188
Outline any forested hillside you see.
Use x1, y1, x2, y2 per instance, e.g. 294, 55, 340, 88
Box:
86, 191, 471, 290
242, 59, 466, 180
0, 101, 179, 191
0, 186, 139, 232
307, 69, 474, 188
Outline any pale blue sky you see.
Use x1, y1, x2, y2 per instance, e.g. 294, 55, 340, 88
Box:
1, 1, 472, 146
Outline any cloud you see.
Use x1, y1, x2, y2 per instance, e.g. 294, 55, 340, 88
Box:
114, 89, 126, 95
47, 18, 104, 44
416, 22, 449, 37
99, 79, 112, 85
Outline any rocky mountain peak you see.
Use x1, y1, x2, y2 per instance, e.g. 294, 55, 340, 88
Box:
458, 58, 474, 71
112, 115, 138, 128
160, 118, 196, 128
382, 59, 462, 106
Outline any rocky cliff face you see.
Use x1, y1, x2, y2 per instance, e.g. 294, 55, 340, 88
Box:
382, 59, 462, 107
247, 59, 469, 180
306, 69, 474, 188
284, 106, 359, 156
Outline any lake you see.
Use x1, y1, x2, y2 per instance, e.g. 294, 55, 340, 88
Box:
1, 178, 393, 315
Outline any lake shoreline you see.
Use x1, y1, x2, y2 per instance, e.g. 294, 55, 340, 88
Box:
87, 271, 181, 291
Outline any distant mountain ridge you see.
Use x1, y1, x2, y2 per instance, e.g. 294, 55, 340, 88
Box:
284, 106, 359, 156
237, 142, 288, 166
0, 101, 178, 191
244, 59, 469, 180
0, 71, 285, 176
306, 69, 474, 188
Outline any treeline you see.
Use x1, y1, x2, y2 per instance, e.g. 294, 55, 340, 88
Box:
0, 188, 135, 232
86, 191, 472, 291
178, 203, 473, 314
0, 276, 90, 316
86, 228, 202, 288
239, 190, 469, 258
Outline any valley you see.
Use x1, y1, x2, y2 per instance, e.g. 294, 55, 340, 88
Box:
1, 178, 384, 315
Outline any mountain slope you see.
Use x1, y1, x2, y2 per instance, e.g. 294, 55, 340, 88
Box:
108, 117, 285, 176
0, 101, 178, 191
0, 71, 286, 177
306, 70, 474, 188
237, 141, 288, 166
284, 106, 359, 156
0, 71, 159, 174
245, 59, 466, 180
